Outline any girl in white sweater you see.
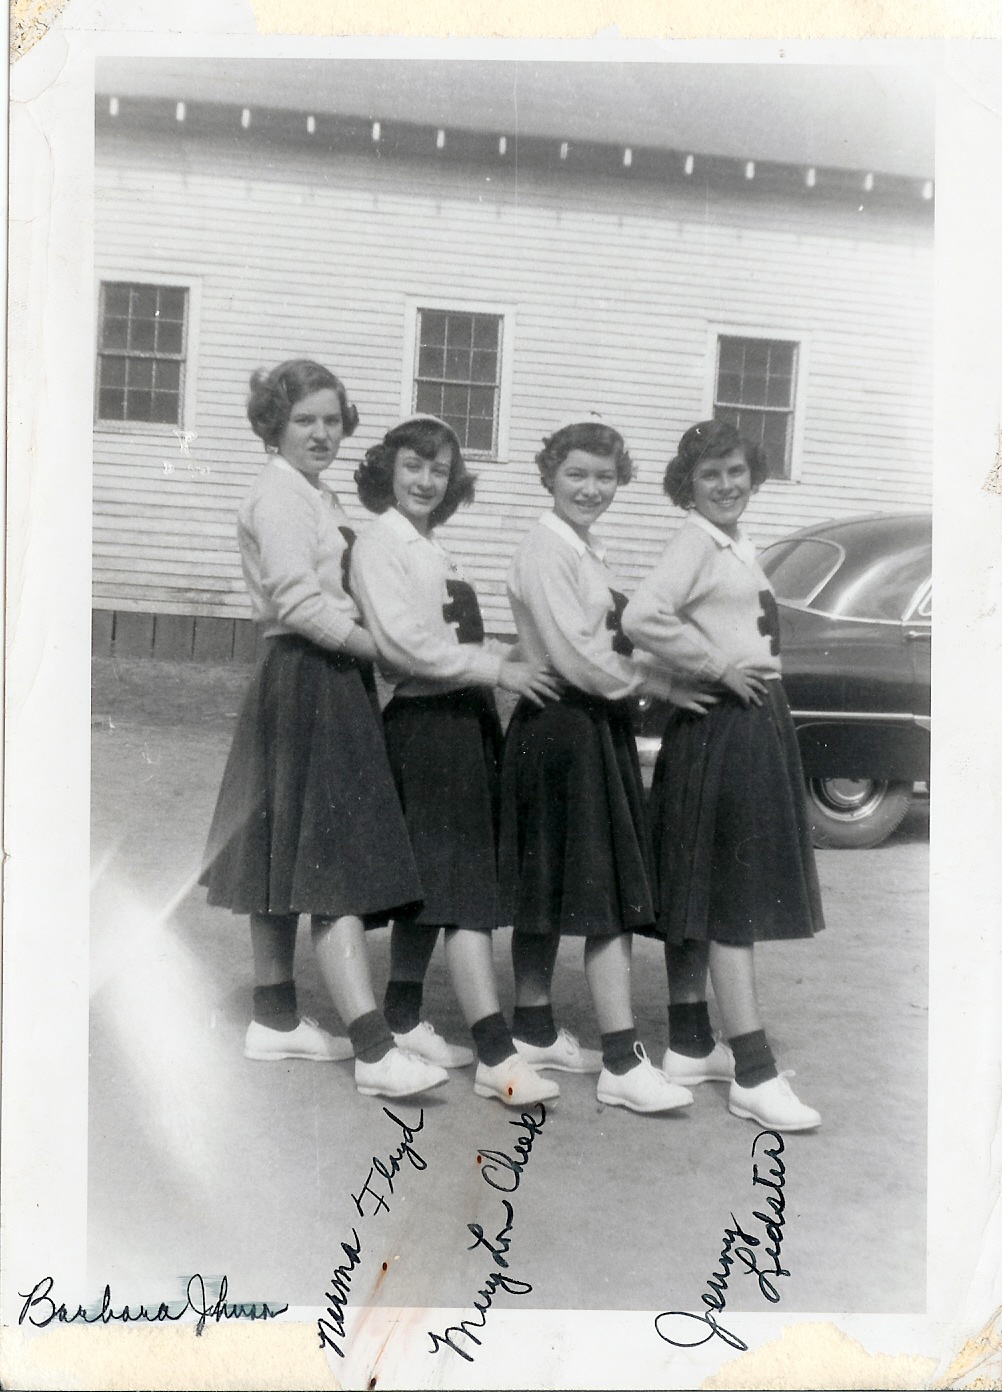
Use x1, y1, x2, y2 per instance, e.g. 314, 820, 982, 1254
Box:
351, 414, 561, 1109
201, 361, 448, 1102
499, 422, 696, 1115
623, 419, 824, 1132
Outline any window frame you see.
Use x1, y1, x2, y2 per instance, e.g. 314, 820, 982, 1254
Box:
94, 271, 201, 434
702, 324, 810, 483
400, 297, 516, 462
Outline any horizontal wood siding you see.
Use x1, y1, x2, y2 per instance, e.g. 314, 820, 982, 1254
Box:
95, 130, 933, 634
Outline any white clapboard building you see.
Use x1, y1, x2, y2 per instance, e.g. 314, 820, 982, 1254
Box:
92, 59, 934, 658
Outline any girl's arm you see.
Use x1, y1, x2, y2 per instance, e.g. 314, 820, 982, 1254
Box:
338, 624, 379, 663
351, 532, 503, 687
621, 529, 730, 682
250, 486, 361, 653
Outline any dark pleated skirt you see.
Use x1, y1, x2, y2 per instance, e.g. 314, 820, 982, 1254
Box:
382, 688, 503, 932
650, 678, 825, 946
199, 634, 423, 920
498, 689, 658, 938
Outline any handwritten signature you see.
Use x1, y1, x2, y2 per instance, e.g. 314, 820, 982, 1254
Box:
427, 1104, 546, 1364
655, 1129, 788, 1352
17, 1274, 286, 1336
317, 1105, 429, 1359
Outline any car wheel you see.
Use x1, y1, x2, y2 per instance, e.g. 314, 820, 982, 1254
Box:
804, 777, 914, 850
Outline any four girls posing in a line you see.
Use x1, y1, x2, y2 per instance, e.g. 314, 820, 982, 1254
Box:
202, 357, 822, 1130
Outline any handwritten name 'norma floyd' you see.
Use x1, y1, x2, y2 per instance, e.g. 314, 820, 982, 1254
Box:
317, 1105, 430, 1359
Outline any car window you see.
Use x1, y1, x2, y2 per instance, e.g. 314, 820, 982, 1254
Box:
825, 543, 932, 621
759, 538, 843, 603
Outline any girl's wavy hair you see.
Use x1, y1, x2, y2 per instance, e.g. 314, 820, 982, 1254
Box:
534, 421, 634, 491
663, 418, 768, 508
246, 359, 359, 449
355, 416, 476, 527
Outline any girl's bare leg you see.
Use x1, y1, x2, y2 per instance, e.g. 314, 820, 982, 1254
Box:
583, 933, 635, 1034
511, 931, 560, 1007
443, 927, 502, 1025
310, 914, 380, 1027
250, 912, 298, 985
707, 941, 763, 1038
664, 940, 710, 1004
388, 922, 439, 981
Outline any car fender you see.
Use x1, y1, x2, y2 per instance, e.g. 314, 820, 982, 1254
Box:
791, 715, 930, 782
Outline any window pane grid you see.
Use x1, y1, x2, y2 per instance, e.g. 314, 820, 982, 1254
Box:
97, 282, 188, 426
714, 336, 798, 478
414, 308, 502, 453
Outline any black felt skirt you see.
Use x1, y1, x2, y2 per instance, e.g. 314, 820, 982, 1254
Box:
650, 678, 825, 946
200, 634, 423, 920
381, 687, 503, 932
498, 689, 658, 938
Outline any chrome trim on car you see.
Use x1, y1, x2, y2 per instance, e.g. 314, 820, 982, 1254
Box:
776, 601, 925, 628
790, 710, 929, 726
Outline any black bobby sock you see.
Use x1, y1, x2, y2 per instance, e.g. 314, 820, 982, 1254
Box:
383, 980, 423, 1034
470, 1012, 516, 1068
253, 981, 298, 1033
348, 1010, 395, 1064
668, 1001, 715, 1058
601, 1028, 641, 1076
729, 1029, 778, 1088
512, 1003, 558, 1048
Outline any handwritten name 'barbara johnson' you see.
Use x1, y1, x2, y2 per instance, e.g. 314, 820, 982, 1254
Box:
427, 1104, 546, 1364
17, 1274, 286, 1336
317, 1105, 430, 1359
655, 1129, 789, 1352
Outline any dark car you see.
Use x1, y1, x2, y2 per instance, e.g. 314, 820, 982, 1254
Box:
633, 511, 931, 849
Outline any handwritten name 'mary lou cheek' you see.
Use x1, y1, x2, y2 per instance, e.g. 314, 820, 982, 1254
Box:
655, 1129, 789, 1353
426, 1103, 547, 1365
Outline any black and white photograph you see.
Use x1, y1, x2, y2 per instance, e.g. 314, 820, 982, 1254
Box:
4, 5, 1002, 1389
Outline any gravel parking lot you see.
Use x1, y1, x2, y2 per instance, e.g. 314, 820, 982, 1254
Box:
89, 658, 928, 1319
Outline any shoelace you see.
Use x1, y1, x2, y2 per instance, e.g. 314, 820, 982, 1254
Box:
643, 1040, 691, 1086
628, 1041, 682, 1093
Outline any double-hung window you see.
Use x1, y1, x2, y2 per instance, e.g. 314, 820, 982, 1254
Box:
96, 280, 191, 427
710, 331, 807, 480
403, 301, 515, 459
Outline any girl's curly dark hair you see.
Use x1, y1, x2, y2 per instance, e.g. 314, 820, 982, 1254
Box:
246, 359, 359, 449
534, 421, 634, 492
663, 419, 768, 508
355, 416, 476, 528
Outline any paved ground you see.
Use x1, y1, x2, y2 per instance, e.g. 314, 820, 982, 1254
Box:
89, 658, 928, 1318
